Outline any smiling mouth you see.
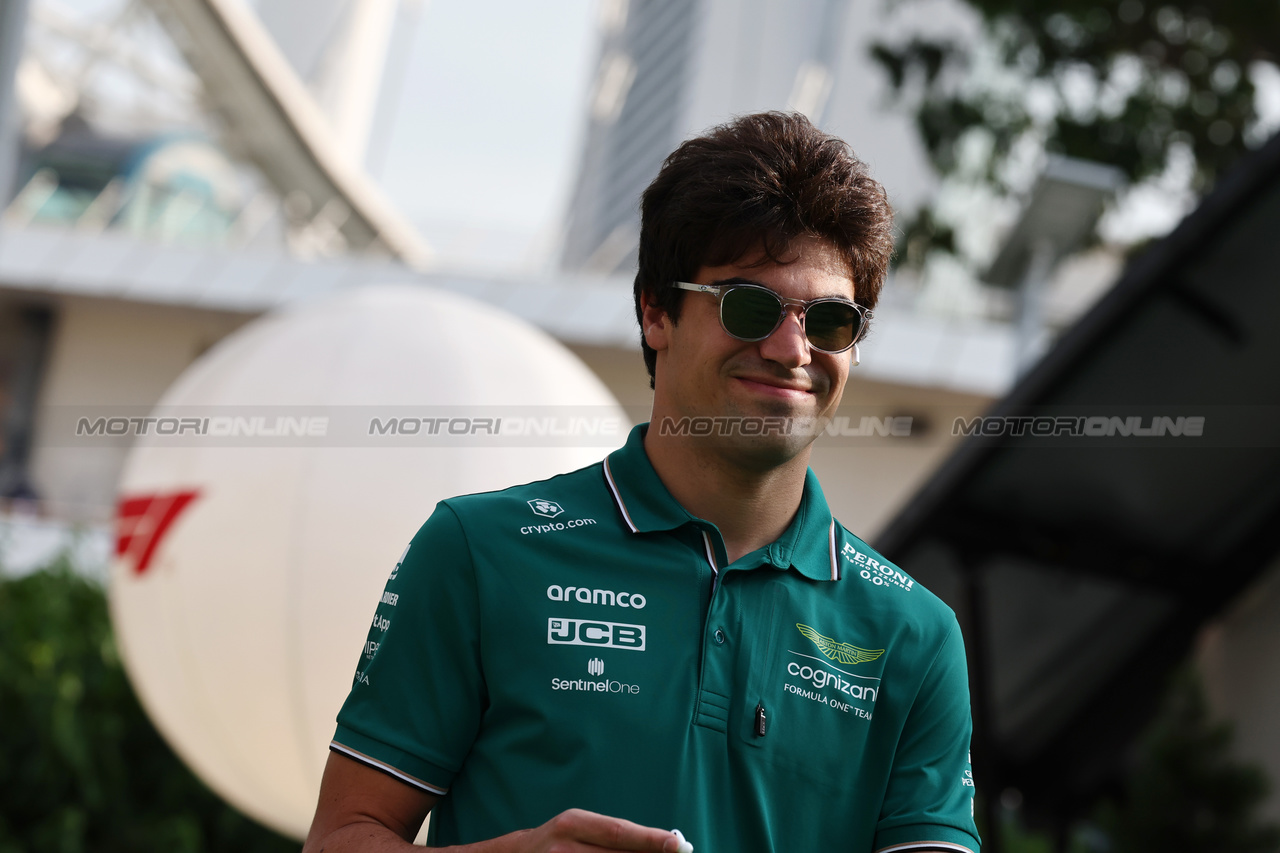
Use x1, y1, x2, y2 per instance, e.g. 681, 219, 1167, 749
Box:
734, 376, 815, 397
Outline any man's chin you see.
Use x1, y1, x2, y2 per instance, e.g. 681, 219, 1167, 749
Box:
721, 430, 815, 473
672, 417, 820, 470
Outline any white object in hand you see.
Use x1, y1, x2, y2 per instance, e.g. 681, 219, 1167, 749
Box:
670, 828, 695, 853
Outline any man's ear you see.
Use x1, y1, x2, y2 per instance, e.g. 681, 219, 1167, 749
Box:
640, 289, 671, 352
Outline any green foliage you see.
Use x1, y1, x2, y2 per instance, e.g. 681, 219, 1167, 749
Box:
973, 792, 1059, 853
1004, 815, 1055, 853
873, 0, 1280, 264
0, 563, 299, 853
1090, 669, 1280, 853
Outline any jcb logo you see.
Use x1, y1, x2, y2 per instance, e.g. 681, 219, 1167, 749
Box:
547, 618, 646, 651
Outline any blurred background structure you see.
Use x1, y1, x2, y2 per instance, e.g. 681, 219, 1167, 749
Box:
1, 0, 1279, 850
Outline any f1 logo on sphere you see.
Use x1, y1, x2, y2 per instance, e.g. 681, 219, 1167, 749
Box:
528, 499, 564, 518
548, 618, 645, 651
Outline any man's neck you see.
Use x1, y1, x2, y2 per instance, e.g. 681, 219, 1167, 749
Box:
643, 424, 809, 564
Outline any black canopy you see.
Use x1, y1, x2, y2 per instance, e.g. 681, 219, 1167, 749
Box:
875, 132, 1280, 842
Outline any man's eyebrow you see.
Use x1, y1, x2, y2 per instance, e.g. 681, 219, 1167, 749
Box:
707, 276, 858, 302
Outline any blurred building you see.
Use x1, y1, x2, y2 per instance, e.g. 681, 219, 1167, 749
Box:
11, 117, 247, 244
874, 129, 1280, 831
0, 0, 1017, 539
0, 0, 1101, 620
560, 0, 943, 275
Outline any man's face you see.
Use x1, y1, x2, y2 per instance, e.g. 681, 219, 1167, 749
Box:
642, 235, 856, 468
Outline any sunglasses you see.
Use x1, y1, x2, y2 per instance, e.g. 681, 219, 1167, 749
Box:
674, 281, 871, 355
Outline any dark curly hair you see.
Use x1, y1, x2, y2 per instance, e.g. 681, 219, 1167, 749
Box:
634, 111, 894, 387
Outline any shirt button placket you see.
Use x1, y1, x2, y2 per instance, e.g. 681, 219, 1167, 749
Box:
694, 549, 733, 731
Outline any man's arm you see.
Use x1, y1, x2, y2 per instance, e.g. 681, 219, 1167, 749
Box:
302, 751, 689, 853
303, 751, 434, 852
872, 622, 982, 853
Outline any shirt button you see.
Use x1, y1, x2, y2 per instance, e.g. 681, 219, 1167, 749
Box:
714, 629, 726, 645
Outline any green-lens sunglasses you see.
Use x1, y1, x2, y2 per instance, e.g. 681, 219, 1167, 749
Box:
674, 281, 871, 355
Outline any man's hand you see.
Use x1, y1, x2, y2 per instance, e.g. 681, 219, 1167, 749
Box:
304, 751, 687, 852
484, 808, 688, 853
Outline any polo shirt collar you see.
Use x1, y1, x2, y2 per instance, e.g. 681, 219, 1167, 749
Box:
771, 466, 841, 582
602, 423, 690, 534
603, 424, 841, 582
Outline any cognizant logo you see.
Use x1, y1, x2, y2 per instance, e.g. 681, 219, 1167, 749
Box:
786, 661, 878, 701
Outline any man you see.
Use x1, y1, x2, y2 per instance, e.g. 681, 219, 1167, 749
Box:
304, 112, 980, 853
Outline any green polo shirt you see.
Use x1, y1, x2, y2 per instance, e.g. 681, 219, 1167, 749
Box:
333, 424, 980, 853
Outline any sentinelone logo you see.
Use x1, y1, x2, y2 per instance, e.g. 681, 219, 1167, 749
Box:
550, 647, 641, 694
953, 415, 1205, 438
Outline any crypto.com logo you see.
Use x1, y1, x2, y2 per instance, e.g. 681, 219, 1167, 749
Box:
115, 490, 200, 575
528, 499, 564, 518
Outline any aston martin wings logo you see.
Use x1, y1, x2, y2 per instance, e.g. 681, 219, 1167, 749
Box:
797, 624, 884, 666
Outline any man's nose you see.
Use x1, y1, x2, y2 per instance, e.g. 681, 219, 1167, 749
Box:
758, 308, 811, 368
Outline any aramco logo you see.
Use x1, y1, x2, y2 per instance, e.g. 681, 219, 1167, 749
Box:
588, 657, 604, 677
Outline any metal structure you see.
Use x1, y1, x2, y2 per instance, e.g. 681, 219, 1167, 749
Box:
0, 0, 31, 205
3, 0, 429, 264
141, 0, 429, 265
984, 156, 1125, 375
559, 0, 856, 276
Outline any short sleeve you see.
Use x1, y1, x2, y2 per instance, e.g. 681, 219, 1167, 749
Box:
331, 502, 485, 795
874, 623, 982, 853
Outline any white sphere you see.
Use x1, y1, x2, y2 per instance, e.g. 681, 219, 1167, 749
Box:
109, 284, 630, 839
